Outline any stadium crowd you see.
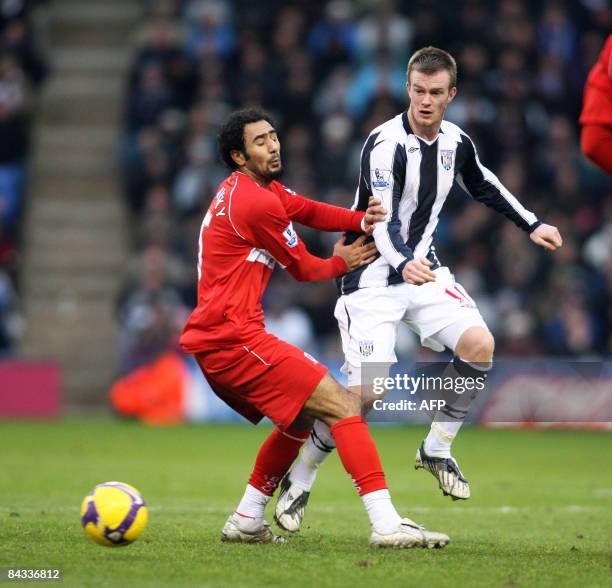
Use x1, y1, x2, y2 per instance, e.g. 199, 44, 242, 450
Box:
118, 0, 612, 373
0, 0, 47, 355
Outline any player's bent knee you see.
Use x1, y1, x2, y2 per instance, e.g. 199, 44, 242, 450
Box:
456, 326, 495, 364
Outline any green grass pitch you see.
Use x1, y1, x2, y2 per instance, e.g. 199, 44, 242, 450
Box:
1, 420, 611, 587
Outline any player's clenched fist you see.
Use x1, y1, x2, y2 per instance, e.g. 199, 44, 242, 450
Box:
402, 257, 437, 285
334, 234, 378, 271
529, 224, 563, 251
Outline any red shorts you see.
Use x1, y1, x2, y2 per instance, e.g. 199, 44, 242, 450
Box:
194, 333, 328, 431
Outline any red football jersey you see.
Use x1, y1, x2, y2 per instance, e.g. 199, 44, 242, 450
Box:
180, 172, 364, 353
580, 34, 612, 126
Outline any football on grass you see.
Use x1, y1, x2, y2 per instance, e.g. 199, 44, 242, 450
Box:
80, 481, 148, 547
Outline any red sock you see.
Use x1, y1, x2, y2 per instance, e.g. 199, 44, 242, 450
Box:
331, 416, 388, 496
247, 427, 310, 496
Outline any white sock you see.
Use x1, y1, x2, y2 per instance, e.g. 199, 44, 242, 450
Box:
361, 489, 402, 535
234, 484, 270, 529
424, 420, 462, 458
424, 357, 491, 458
289, 421, 335, 492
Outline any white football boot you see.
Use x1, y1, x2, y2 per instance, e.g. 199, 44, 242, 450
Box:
370, 518, 450, 549
274, 475, 310, 533
415, 442, 470, 500
221, 514, 287, 544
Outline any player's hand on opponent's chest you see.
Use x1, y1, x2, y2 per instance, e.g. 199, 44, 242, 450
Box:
529, 224, 563, 251
402, 258, 437, 285
362, 196, 388, 235
334, 235, 378, 271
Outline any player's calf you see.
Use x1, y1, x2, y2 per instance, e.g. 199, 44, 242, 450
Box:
274, 421, 334, 532
298, 373, 450, 547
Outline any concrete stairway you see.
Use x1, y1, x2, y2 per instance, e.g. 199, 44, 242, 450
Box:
20, 0, 141, 410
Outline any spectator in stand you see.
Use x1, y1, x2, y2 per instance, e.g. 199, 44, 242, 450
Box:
0, 53, 29, 232
0, 0, 47, 358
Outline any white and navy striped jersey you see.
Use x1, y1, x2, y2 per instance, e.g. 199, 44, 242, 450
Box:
338, 112, 541, 295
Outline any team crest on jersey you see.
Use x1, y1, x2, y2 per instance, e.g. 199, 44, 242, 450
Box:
359, 340, 374, 357
283, 222, 298, 248
371, 168, 391, 191
440, 149, 455, 171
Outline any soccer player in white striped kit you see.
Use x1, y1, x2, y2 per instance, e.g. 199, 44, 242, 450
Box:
275, 46, 563, 532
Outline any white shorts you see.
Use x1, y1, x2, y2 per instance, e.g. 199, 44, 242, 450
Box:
334, 267, 487, 386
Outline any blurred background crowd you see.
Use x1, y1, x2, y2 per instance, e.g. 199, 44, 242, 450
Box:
0, 0, 47, 355
117, 0, 612, 372
3, 0, 612, 373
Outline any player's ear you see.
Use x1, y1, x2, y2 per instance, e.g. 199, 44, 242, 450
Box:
448, 86, 457, 102
230, 149, 246, 167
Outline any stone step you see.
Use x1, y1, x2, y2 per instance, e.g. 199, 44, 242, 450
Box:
50, 25, 135, 50
20, 0, 138, 408
23, 292, 122, 317
26, 192, 125, 222
34, 125, 118, 152
52, 47, 131, 74
28, 222, 122, 242
25, 206, 125, 230
24, 333, 118, 359
45, 74, 124, 100
27, 253, 125, 274
22, 273, 121, 299
24, 327, 118, 352
32, 150, 117, 175
24, 241, 126, 266
23, 294, 117, 321
37, 96, 123, 126
50, 1, 141, 24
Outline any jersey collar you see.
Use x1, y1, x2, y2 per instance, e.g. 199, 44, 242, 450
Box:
402, 111, 444, 145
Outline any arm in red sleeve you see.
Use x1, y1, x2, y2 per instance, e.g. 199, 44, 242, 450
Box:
246, 191, 348, 282
272, 182, 365, 233
285, 250, 347, 282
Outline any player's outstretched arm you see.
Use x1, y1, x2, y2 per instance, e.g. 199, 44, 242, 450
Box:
244, 189, 376, 283
285, 236, 376, 282
529, 223, 563, 251
457, 134, 540, 232
276, 183, 386, 234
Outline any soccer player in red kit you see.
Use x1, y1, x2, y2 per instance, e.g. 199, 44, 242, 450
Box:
580, 34, 612, 175
180, 108, 450, 548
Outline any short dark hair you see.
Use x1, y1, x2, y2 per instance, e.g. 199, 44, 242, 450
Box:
218, 107, 275, 170
407, 46, 457, 89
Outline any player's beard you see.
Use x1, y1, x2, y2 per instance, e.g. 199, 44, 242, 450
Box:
267, 162, 283, 179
